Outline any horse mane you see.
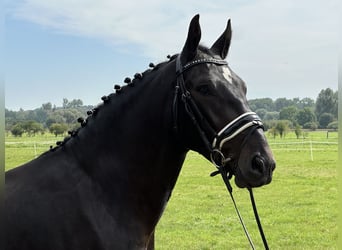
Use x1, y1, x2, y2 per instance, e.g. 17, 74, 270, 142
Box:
47, 53, 179, 152
47, 45, 215, 152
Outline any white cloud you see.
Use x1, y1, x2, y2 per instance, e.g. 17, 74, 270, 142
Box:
10, 0, 338, 55
8, 0, 339, 99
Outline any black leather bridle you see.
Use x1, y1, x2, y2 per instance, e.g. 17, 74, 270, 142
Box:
174, 55, 264, 172
173, 55, 269, 250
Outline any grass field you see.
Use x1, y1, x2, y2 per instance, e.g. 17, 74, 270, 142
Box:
5, 131, 338, 249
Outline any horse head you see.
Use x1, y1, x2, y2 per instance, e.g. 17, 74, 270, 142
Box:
177, 14, 275, 188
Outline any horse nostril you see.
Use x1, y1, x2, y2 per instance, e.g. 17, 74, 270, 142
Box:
252, 156, 265, 174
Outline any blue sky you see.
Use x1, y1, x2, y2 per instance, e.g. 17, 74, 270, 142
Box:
5, 0, 338, 110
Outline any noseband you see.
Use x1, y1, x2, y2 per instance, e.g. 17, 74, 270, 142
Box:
173, 55, 269, 249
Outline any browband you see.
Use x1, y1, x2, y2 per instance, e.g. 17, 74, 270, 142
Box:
176, 57, 227, 75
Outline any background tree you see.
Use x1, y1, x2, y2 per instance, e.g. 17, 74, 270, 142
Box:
49, 123, 68, 137
68, 99, 83, 108
46, 112, 66, 128
274, 98, 294, 111
62, 98, 69, 109
15, 108, 27, 121
327, 121, 338, 130
34, 108, 49, 124
255, 108, 268, 120
5, 89, 338, 136
303, 122, 318, 130
267, 127, 279, 139
264, 111, 279, 121
5, 109, 17, 131
318, 113, 334, 128
279, 106, 298, 124
21, 120, 44, 136
248, 98, 275, 111
333, 91, 338, 117
275, 120, 290, 138
298, 97, 315, 109
263, 120, 277, 131
11, 123, 25, 137
62, 98, 83, 109
294, 124, 302, 139
42, 102, 52, 111
295, 108, 316, 126
62, 110, 79, 124
315, 88, 338, 120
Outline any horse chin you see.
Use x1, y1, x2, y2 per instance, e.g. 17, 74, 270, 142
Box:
234, 176, 272, 188
234, 176, 248, 188
233, 169, 273, 189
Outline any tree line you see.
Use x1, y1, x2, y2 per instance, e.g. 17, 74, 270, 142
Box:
5, 88, 338, 138
5, 98, 93, 137
249, 88, 338, 138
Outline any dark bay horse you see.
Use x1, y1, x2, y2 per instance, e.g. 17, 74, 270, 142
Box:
5, 15, 275, 250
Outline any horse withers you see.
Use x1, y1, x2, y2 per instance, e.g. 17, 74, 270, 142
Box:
5, 15, 275, 250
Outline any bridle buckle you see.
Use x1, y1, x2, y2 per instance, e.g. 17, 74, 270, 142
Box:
210, 149, 226, 169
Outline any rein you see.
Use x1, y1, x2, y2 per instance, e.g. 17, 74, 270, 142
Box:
174, 55, 269, 249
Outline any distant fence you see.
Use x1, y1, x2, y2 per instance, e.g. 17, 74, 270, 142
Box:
5, 141, 55, 158
269, 141, 338, 161
5, 139, 338, 161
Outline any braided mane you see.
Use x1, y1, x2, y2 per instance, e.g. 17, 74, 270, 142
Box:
48, 54, 179, 152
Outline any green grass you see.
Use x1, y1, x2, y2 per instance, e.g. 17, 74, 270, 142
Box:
5, 131, 338, 249
5, 133, 65, 170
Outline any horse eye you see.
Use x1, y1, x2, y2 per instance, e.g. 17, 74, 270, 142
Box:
196, 85, 211, 96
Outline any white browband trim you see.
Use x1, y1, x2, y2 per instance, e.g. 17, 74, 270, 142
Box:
212, 111, 257, 148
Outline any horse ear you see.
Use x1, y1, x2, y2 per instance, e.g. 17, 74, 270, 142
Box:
210, 19, 232, 59
180, 14, 201, 64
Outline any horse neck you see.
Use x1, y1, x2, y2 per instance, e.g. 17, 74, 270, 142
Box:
65, 60, 188, 230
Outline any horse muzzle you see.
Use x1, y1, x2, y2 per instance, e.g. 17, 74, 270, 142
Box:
210, 112, 276, 189
234, 151, 276, 188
